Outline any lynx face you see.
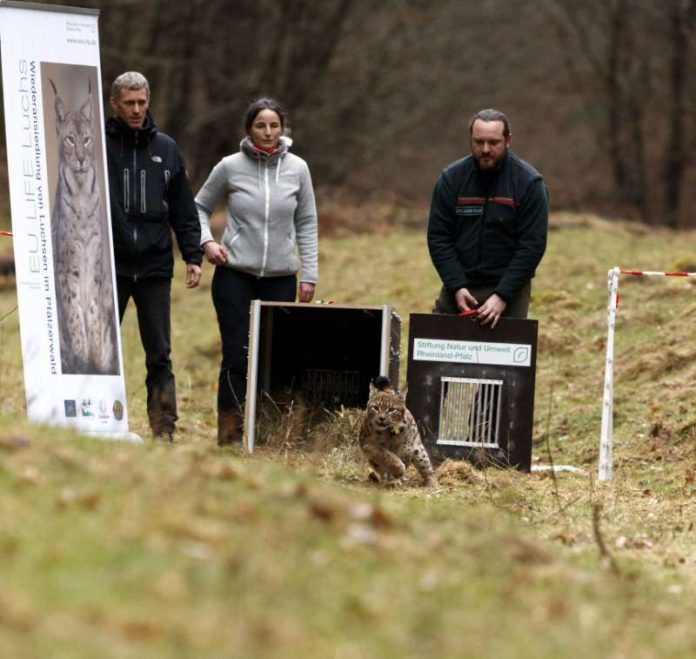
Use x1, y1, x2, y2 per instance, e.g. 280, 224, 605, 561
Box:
53, 80, 95, 176
365, 391, 409, 436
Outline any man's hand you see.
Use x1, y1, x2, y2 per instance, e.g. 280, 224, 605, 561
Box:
454, 287, 478, 312
186, 263, 202, 289
299, 282, 315, 303
476, 293, 506, 329
202, 240, 229, 265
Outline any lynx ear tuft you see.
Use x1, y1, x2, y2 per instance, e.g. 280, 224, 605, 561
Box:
373, 375, 392, 392
49, 78, 66, 124
80, 89, 94, 122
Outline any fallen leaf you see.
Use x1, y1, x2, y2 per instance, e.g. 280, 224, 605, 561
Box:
554, 532, 576, 546
0, 435, 30, 452
309, 501, 335, 523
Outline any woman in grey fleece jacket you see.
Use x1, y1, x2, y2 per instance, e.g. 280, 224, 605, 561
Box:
195, 98, 318, 445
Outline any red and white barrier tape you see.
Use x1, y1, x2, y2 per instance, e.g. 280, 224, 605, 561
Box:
620, 268, 696, 277
0, 231, 12, 237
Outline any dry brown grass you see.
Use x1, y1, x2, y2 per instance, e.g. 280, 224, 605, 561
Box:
3, 213, 696, 656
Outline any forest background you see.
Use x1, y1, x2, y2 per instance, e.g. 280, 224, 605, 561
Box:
0, 0, 694, 232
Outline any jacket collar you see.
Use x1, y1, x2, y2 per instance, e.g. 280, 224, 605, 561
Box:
240, 135, 292, 163
106, 110, 158, 141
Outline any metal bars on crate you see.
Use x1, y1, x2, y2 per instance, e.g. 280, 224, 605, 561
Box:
301, 368, 362, 407
438, 376, 503, 448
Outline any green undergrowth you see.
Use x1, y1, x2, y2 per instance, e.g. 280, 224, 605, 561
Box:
1, 211, 696, 657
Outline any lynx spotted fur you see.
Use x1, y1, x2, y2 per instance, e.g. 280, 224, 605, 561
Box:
359, 376, 435, 486
50, 77, 118, 375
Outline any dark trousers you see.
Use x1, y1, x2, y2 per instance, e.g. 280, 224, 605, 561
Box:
211, 267, 296, 413
432, 281, 532, 318
117, 276, 177, 435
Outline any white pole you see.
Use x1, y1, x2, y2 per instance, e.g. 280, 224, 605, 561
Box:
244, 299, 262, 453
598, 267, 620, 481
380, 306, 390, 376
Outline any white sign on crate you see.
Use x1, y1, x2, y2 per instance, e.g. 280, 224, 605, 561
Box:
413, 338, 532, 367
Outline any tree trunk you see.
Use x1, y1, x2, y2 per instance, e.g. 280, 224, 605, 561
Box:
663, 0, 695, 228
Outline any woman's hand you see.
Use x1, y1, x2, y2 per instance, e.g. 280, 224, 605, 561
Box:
203, 240, 229, 265
299, 282, 315, 303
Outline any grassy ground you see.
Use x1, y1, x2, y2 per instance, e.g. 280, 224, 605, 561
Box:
1, 212, 696, 657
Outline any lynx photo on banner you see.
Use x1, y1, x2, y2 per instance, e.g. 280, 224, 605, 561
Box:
0, 1, 133, 438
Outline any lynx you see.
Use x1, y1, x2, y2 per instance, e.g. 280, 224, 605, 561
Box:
50, 77, 118, 375
359, 376, 436, 486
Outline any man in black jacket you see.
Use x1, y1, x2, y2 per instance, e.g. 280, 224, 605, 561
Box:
106, 71, 202, 441
427, 109, 548, 329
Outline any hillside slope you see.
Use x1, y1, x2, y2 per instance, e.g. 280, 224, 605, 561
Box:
1, 213, 696, 657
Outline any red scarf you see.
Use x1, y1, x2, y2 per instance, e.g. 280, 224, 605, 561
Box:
253, 142, 279, 154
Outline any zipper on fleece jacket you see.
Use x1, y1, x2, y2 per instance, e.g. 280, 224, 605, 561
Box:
476, 197, 488, 272
475, 176, 493, 273
132, 223, 138, 282
260, 160, 270, 276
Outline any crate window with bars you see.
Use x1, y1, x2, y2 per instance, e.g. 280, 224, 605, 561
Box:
437, 377, 503, 449
301, 368, 362, 407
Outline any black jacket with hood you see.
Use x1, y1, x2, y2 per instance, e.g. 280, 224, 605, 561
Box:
105, 112, 202, 280
427, 150, 548, 303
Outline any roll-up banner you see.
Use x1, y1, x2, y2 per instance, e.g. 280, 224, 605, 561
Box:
0, 1, 138, 440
